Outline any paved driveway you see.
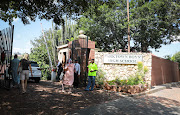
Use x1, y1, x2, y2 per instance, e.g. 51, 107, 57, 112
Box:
69, 83, 180, 115
149, 87, 180, 103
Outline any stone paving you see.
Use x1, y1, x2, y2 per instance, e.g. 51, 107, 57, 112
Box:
68, 82, 180, 115
148, 83, 180, 103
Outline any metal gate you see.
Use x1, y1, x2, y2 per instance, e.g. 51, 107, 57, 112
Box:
0, 25, 14, 90
69, 37, 90, 86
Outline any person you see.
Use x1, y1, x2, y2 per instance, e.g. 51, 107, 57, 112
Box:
62, 58, 75, 93
18, 53, 33, 94
85, 59, 98, 91
73, 59, 80, 88
11, 54, 20, 87
56, 60, 63, 81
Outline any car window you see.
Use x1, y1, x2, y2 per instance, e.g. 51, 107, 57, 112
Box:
31, 62, 39, 67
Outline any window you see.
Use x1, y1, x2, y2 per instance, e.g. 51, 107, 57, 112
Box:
31, 61, 39, 67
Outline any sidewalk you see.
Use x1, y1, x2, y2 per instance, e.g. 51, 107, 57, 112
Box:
68, 82, 180, 115
148, 82, 180, 103
129, 81, 180, 97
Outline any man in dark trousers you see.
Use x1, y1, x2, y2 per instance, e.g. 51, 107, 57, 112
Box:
85, 59, 98, 91
73, 60, 80, 88
56, 60, 63, 81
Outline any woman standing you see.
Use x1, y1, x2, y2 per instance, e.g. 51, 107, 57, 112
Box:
18, 53, 33, 93
62, 58, 75, 93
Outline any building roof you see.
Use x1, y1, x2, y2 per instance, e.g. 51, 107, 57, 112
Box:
56, 44, 68, 49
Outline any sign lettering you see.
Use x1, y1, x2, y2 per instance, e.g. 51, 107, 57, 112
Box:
103, 54, 143, 64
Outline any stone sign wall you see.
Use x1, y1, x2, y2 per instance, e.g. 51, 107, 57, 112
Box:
95, 52, 152, 85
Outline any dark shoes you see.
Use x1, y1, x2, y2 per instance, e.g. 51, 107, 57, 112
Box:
74, 86, 78, 88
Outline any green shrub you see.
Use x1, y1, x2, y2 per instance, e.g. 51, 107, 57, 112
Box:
136, 61, 149, 78
126, 76, 136, 85
39, 62, 51, 80
137, 61, 143, 72
96, 68, 106, 85
114, 77, 121, 85
108, 81, 116, 85
120, 62, 148, 86
126, 75, 145, 86
144, 66, 148, 74
120, 80, 127, 85
108, 82, 116, 85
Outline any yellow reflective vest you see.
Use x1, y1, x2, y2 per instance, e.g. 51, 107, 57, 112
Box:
88, 63, 98, 76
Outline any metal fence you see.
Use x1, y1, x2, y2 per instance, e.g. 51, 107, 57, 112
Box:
0, 25, 14, 90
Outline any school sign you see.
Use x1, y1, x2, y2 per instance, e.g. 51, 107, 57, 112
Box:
103, 54, 143, 64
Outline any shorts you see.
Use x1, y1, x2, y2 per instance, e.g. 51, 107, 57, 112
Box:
20, 70, 29, 80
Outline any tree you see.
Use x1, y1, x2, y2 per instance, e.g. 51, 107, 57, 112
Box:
164, 55, 172, 60
30, 20, 78, 79
77, 0, 180, 52
171, 51, 180, 68
130, 0, 180, 52
77, 0, 128, 51
0, 0, 108, 25
30, 31, 54, 63
30, 29, 55, 79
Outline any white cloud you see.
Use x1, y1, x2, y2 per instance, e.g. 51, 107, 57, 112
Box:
12, 42, 32, 54
12, 47, 30, 54
12, 47, 23, 54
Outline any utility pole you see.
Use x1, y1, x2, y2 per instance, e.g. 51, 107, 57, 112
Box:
127, 0, 130, 52
41, 23, 53, 68
41, 23, 56, 81
52, 22, 57, 66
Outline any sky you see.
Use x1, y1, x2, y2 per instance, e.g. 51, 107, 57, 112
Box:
0, 18, 53, 55
0, 18, 180, 58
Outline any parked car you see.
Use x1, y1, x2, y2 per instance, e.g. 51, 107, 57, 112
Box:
29, 61, 42, 83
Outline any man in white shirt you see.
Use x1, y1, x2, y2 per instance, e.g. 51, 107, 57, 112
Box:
73, 59, 80, 88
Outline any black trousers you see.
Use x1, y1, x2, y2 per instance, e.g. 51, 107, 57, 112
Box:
57, 69, 63, 80
73, 72, 79, 88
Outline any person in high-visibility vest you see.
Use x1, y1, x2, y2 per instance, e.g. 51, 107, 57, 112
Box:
85, 59, 98, 91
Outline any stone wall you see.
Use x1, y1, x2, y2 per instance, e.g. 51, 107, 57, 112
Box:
95, 52, 152, 85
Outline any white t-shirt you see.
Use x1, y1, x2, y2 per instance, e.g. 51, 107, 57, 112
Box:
74, 63, 80, 75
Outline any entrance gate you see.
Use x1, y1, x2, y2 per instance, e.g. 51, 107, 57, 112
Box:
0, 25, 14, 89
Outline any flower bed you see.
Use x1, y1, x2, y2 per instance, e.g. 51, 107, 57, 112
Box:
102, 83, 148, 94
95, 62, 149, 94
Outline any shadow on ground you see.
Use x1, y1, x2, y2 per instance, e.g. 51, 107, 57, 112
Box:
69, 86, 180, 115
69, 96, 180, 115
0, 80, 120, 115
